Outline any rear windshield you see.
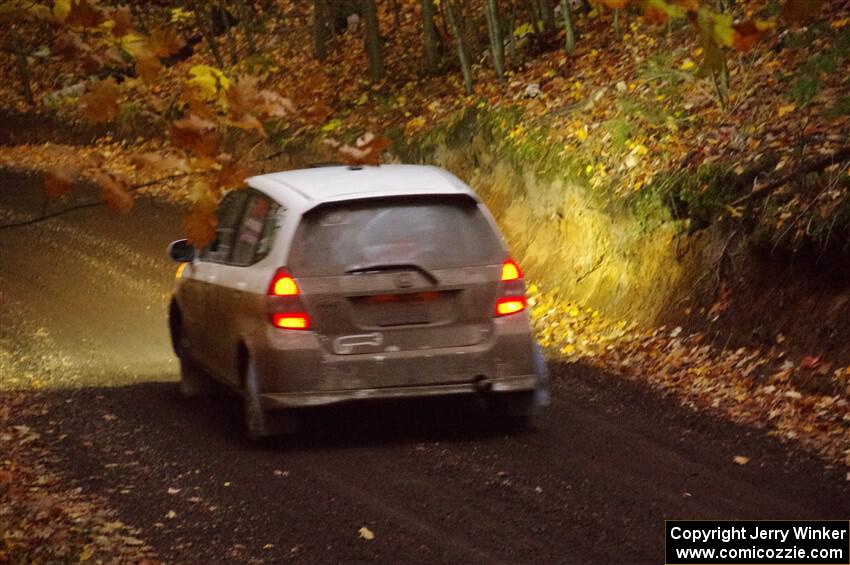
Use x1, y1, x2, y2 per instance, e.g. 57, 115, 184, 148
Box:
288, 197, 504, 276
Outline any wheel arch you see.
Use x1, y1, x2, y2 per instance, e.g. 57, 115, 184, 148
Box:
168, 298, 182, 356
236, 340, 251, 389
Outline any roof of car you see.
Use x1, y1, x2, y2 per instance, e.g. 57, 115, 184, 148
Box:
246, 164, 479, 213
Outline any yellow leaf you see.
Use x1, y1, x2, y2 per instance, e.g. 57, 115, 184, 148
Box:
170, 7, 194, 24
53, 0, 71, 20
777, 103, 796, 118
406, 116, 426, 130
575, 127, 588, 142
79, 543, 95, 561
680, 59, 696, 71
712, 13, 735, 48
725, 205, 743, 218
120, 33, 147, 56
358, 527, 375, 540
188, 65, 231, 103
732, 455, 750, 465
321, 118, 343, 133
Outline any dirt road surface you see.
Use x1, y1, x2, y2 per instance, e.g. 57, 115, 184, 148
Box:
2, 171, 848, 564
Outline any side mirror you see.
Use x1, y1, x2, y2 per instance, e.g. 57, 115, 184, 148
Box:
168, 239, 195, 263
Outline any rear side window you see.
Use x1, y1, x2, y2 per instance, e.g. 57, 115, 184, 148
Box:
200, 190, 248, 263
231, 194, 280, 266
288, 197, 504, 276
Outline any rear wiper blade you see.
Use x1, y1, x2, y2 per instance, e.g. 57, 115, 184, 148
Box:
345, 263, 439, 285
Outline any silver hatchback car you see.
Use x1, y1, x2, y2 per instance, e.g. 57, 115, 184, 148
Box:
168, 164, 548, 439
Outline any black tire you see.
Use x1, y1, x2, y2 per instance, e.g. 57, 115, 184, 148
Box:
176, 325, 216, 398
242, 357, 270, 441
488, 391, 545, 432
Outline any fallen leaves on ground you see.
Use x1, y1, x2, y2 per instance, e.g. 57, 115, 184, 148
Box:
79, 78, 120, 124
0, 392, 160, 563
530, 282, 850, 469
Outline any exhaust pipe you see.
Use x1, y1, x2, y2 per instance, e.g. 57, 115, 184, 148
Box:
474, 375, 492, 394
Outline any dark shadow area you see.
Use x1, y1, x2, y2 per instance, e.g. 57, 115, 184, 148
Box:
41, 380, 530, 451
11, 363, 849, 565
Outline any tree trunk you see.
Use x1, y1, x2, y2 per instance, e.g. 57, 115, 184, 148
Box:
389, 0, 402, 30
444, 0, 473, 95
238, 2, 257, 55
613, 8, 621, 39
712, 56, 730, 109
9, 29, 33, 107
526, 0, 542, 35
560, 0, 575, 55
361, 0, 385, 82
193, 1, 224, 68
507, 4, 517, 67
313, 0, 331, 61
540, 0, 556, 33
220, 1, 238, 65
420, 0, 441, 73
485, 0, 505, 80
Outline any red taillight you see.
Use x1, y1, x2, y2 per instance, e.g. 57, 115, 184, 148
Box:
501, 259, 523, 281
269, 270, 300, 296
272, 312, 311, 330
268, 269, 310, 329
496, 296, 526, 316
496, 258, 526, 317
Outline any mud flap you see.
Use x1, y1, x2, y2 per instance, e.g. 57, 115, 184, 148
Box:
533, 342, 551, 408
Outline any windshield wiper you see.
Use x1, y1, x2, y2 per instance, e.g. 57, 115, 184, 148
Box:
345, 263, 439, 285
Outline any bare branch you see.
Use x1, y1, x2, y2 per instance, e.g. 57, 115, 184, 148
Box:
0, 172, 194, 230
729, 146, 850, 208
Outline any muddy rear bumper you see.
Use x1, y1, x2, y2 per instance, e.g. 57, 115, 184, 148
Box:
259, 373, 538, 408
252, 313, 538, 396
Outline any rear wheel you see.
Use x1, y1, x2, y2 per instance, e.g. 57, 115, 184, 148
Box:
488, 391, 544, 432
176, 325, 216, 398
242, 357, 270, 441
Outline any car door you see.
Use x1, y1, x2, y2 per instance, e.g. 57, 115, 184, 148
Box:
207, 191, 281, 384
189, 190, 249, 374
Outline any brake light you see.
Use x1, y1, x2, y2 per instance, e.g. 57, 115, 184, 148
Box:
269, 270, 300, 296
495, 258, 527, 317
501, 259, 523, 281
272, 312, 311, 329
268, 269, 310, 329
496, 297, 526, 316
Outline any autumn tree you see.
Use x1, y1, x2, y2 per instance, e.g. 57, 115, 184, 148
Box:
362, 0, 385, 82
0, 0, 297, 246
420, 0, 441, 73
561, 0, 576, 54
444, 0, 474, 95
313, 0, 331, 61
485, 0, 506, 80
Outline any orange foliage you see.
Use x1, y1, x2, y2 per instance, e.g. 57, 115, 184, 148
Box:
66, 0, 103, 28
43, 166, 79, 199
79, 78, 120, 124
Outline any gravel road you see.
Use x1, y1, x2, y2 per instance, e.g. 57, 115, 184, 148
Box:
2, 170, 848, 564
